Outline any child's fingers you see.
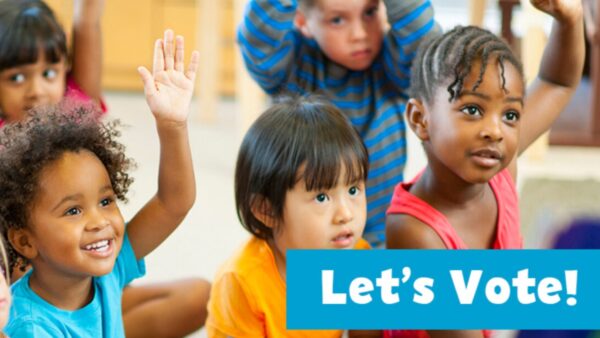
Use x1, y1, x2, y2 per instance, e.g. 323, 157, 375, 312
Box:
138, 66, 157, 96
185, 51, 200, 81
153, 39, 165, 74
164, 29, 175, 70
175, 35, 185, 72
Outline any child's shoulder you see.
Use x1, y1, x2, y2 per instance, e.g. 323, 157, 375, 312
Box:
5, 315, 62, 338
216, 237, 275, 279
386, 213, 446, 249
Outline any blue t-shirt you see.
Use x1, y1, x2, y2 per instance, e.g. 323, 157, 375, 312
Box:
5, 234, 145, 337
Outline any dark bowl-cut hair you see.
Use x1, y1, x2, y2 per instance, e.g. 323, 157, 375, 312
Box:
235, 95, 369, 240
0, 102, 134, 271
0, 0, 67, 71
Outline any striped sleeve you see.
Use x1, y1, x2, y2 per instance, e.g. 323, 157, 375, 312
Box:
381, 0, 441, 90
237, 0, 300, 94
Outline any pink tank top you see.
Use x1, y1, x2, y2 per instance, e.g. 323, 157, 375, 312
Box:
384, 169, 522, 338
387, 168, 522, 249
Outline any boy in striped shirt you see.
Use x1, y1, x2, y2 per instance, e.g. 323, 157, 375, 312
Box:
238, 0, 439, 247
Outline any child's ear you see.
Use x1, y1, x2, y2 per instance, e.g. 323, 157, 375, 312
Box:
7, 228, 38, 260
406, 98, 430, 141
294, 10, 313, 38
250, 195, 277, 229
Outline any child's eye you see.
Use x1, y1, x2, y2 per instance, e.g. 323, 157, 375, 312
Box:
43, 69, 57, 80
329, 16, 343, 25
503, 111, 520, 122
64, 207, 81, 216
100, 197, 114, 207
315, 193, 329, 203
348, 186, 360, 196
364, 6, 378, 17
9, 73, 25, 84
460, 105, 482, 117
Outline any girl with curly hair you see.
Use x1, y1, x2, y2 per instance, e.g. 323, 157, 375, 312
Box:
0, 29, 198, 337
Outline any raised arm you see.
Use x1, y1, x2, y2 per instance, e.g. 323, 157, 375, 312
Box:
238, 0, 300, 93
518, 0, 584, 154
127, 29, 198, 259
381, 0, 440, 91
71, 0, 104, 103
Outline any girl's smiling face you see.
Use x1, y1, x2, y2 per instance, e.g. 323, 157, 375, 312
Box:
11, 150, 125, 281
423, 58, 525, 183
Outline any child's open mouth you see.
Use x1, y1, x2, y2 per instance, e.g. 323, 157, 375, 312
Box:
331, 231, 354, 248
470, 148, 502, 168
82, 239, 114, 257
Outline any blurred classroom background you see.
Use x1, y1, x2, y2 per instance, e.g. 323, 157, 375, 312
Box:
45, 1, 600, 336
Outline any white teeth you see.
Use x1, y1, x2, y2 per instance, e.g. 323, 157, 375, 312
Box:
84, 240, 109, 251
333, 233, 351, 241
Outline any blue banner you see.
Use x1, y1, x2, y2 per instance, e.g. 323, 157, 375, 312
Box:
287, 250, 600, 330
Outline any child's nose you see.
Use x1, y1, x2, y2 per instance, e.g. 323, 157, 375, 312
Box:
86, 210, 110, 231
334, 199, 354, 224
480, 118, 504, 142
26, 76, 46, 100
351, 21, 368, 40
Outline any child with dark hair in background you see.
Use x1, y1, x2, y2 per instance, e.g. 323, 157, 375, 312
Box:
207, 95, 379, 338
0, 0, 105, 124
385, 0, 584, 337
0, 29, 198, 337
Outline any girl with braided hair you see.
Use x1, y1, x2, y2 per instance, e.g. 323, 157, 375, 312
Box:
386, 1, 584, 337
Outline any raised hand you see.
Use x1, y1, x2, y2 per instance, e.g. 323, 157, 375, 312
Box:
138, 29, 199, 123
530, 0, 583, 23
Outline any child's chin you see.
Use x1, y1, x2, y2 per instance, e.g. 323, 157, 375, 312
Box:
90, 260, 118, 277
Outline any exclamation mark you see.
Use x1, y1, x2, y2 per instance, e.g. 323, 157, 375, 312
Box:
565, 270, 577, 306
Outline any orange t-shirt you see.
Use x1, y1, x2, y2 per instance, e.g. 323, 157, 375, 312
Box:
207, 237, 370, 338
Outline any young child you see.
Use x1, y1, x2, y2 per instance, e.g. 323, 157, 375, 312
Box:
385, 0, 584, 337
0, 0, 105, 125
239, 0, 440, 247
0, 237, 10, 336
0, 29, 198, 337
0, 1, 210, 336
207, 95, 374, 337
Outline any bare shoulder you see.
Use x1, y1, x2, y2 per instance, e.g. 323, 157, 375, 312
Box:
386, 213, 446, 249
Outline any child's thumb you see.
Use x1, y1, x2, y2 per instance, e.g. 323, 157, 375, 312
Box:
138, 67, 157, 96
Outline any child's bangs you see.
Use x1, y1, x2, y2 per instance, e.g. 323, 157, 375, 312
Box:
300, 139, 368, 192
0, 13, 66, 70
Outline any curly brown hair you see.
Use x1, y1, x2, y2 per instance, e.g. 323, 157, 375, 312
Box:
0, 102, 135, 271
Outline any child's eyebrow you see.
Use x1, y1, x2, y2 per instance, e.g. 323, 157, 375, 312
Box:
52, 194, 83, 212
50, 185, 112, 211
460, 91, 523, 106
460, 91, 490, 100
505, 96, 524, 106
99, 185, 113, 193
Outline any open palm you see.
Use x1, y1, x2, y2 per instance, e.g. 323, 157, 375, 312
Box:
138, 29, 199, 123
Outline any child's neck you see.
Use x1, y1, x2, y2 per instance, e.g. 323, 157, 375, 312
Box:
267, 238, 286, 283
28, 266, 94, 311
413, 165, 488, 208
